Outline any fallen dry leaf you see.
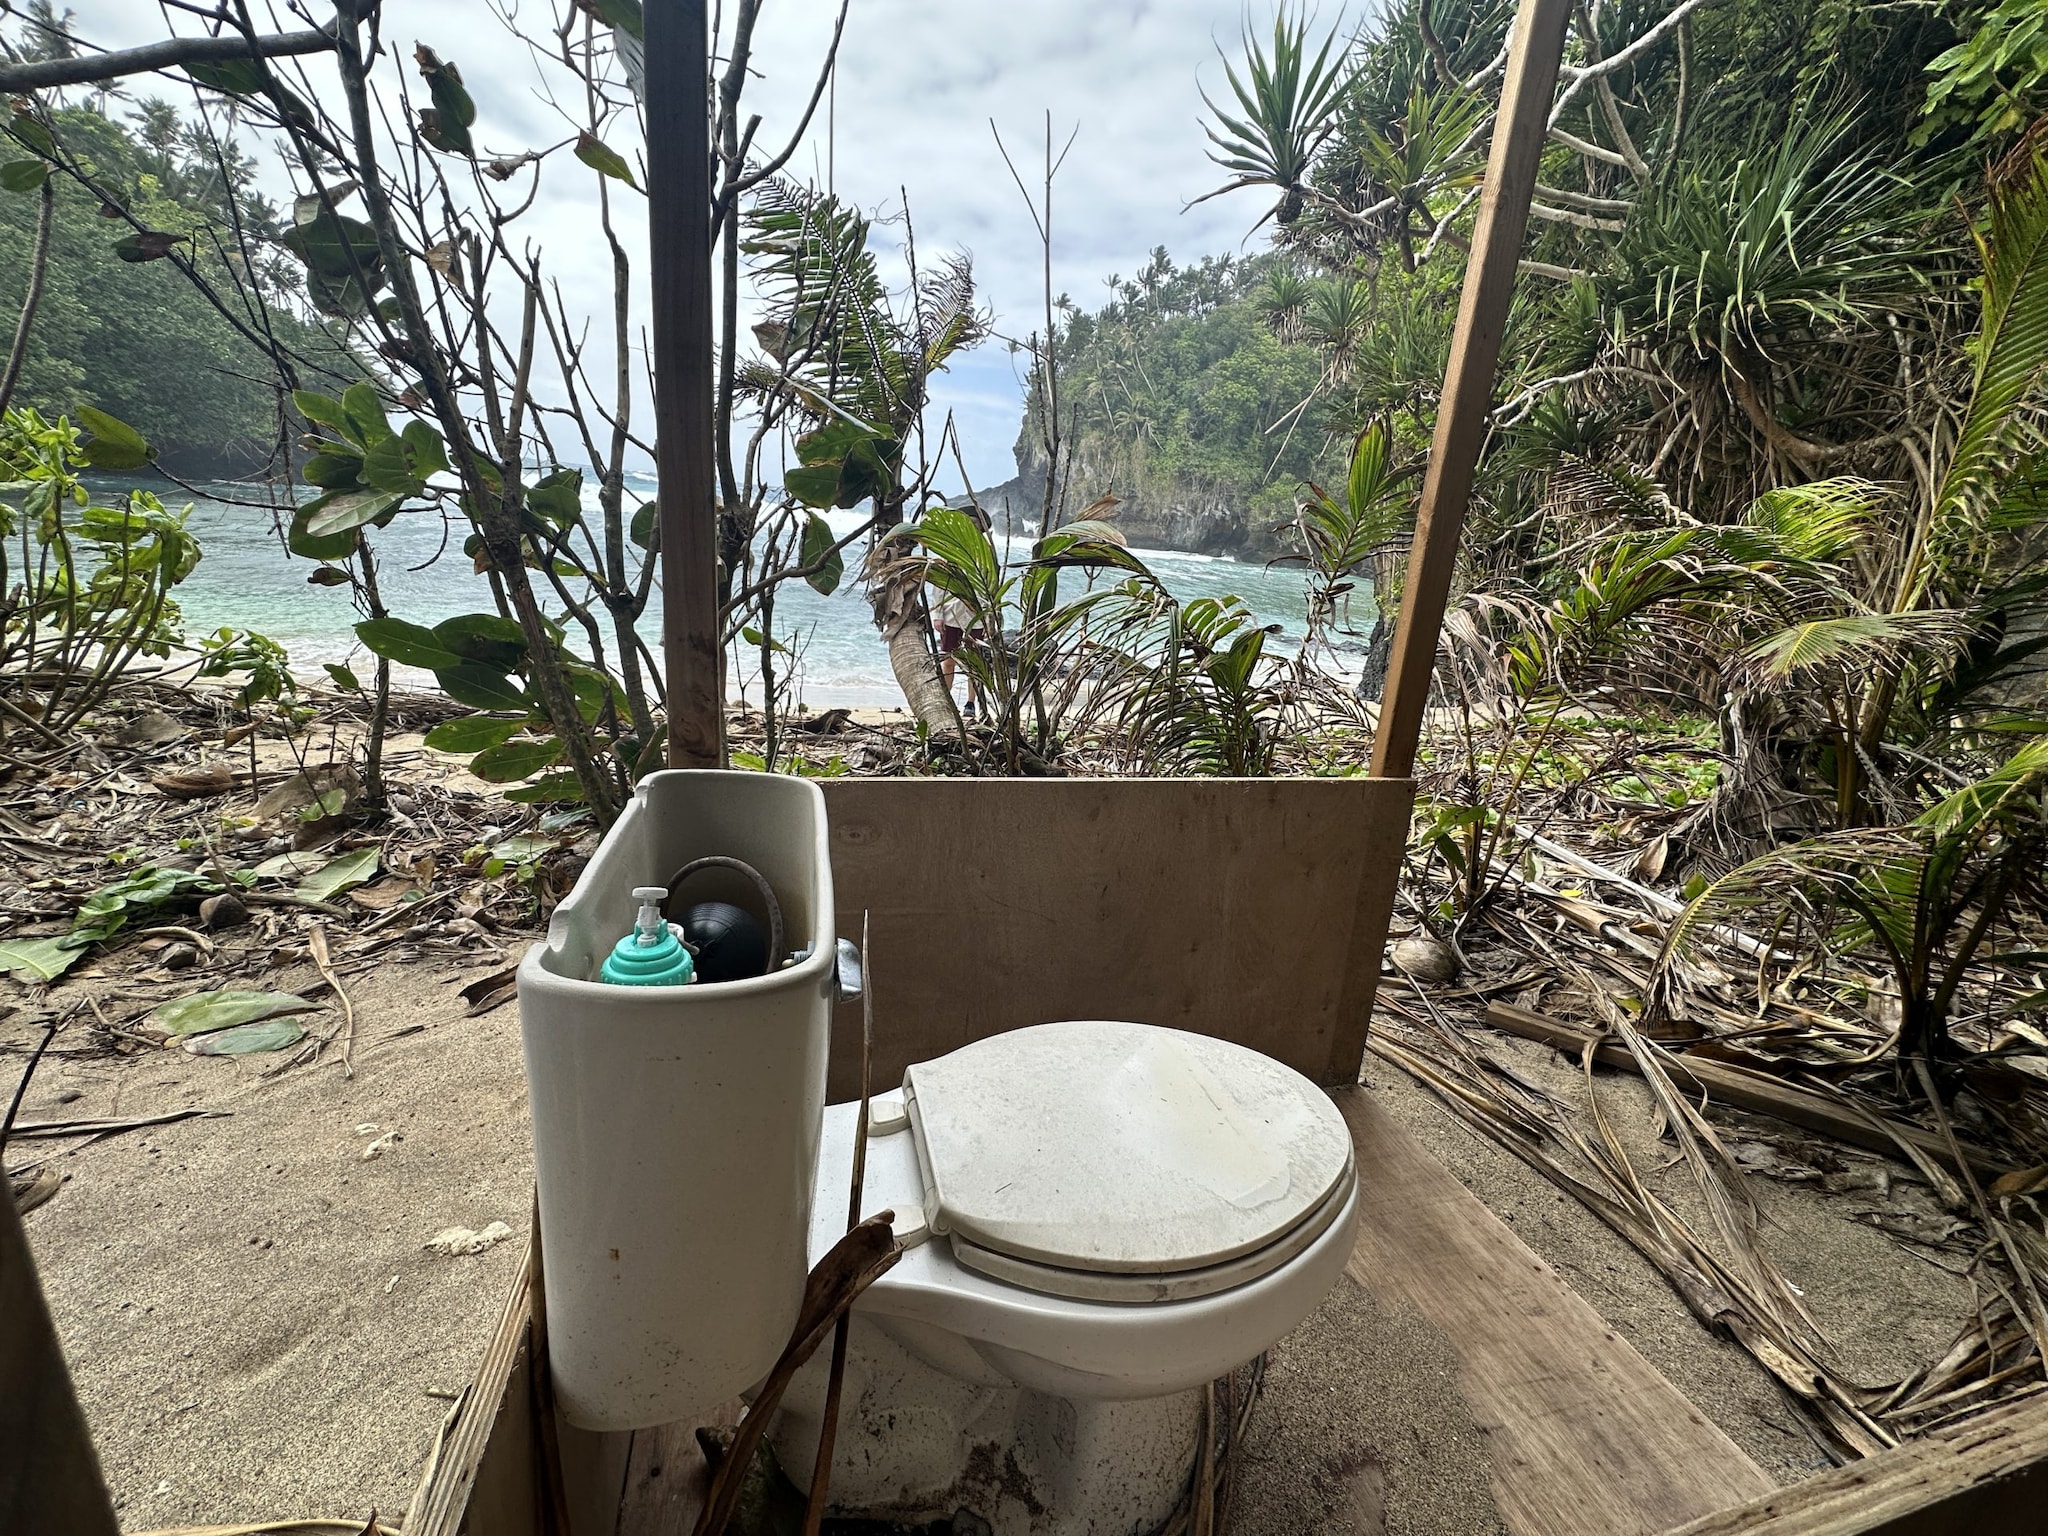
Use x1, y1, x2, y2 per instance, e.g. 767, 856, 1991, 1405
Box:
152, 763, 237, 799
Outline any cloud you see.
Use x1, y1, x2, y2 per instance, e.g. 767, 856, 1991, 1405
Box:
63, 0, 1288, 490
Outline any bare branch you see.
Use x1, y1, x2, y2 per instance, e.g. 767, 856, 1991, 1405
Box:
0, 25, 335, 92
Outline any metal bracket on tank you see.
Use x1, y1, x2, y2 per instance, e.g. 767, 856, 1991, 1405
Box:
834, 938, 864, 1003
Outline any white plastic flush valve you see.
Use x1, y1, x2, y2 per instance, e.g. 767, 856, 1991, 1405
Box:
599, 886, 695, 986
632, 887, 666, 943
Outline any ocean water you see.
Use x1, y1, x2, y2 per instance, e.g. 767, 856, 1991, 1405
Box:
159, 474, 1366, 708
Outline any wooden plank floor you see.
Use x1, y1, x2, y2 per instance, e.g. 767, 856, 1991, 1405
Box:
1335, 1085, 1774, 1534
599, 1090, 1772, 1535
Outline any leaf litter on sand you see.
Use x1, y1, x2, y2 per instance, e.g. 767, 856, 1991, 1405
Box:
185, 1018, 308, 1055
147, 990, 320, 1038
1383, 707, 2048, 1459
0, 678, 597, 1105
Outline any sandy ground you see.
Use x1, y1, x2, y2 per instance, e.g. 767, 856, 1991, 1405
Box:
1360, 1031, 1977, 1485
15, 960, 534, 1531
11, 985, 1980, 1533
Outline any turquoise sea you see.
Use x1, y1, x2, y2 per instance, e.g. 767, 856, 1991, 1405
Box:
160, 474, 1364, 709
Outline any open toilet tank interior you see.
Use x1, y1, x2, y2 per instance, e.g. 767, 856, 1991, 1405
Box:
518, 771, 840, 1431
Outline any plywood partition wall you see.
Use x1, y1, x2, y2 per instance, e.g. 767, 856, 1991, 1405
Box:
818, 776, 1414, 1098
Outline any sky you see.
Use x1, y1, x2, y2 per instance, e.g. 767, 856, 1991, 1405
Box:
62, 1, 1316, 492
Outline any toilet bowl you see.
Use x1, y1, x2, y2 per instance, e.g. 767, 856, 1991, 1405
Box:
768, 1019, 1359, 1534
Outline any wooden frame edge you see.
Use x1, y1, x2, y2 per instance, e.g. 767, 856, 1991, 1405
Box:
1661, 1390, 2048, 1534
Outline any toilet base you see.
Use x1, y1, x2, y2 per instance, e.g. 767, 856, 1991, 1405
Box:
767, 1315, 1203, 1535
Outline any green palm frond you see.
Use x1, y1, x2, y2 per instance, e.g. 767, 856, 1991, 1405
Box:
1740, 478, 1886, 563
1195, 9, 1353, 227
1921, 149, 2048, 599
1663, 827, 1931, 983
744, 181, 976, 444
1298, 422, 1409, 579
1302, 276, 1373, 363
1256, 263, 1312, 339
1920, 737, 2048, 837
1743, 610, 1972, 680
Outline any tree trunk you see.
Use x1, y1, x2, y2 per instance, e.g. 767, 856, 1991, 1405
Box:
879, 589, 957, 732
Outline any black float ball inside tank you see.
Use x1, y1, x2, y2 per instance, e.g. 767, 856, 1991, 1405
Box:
679, 900, 770, 983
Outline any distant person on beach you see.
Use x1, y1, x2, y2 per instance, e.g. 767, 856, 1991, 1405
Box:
933, 591, 984, 720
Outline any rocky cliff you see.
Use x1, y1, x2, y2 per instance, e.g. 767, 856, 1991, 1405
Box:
967, 461, 1297, 564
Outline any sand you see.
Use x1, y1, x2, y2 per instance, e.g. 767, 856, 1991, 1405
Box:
15, 959, 534, 1531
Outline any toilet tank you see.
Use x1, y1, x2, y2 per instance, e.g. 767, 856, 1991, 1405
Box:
517, 770, 836, 1429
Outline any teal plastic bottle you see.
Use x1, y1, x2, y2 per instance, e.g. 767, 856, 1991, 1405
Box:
600, 886, 696, 986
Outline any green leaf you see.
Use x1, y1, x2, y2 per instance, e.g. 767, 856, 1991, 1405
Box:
505, 770, 587, 804
629, 500, 658, 549
424, 714, 524, 753
800, 512, 844, 595
6, 112, 56, 159
574, 131, 638, 188
0, 159, 48, 192
492, 834, 558, 864
297, 847, 380, 903
416, 48, 477, 157
323, 663, 363, 691
303, 451, 364, 489
525, 468, 584, 526
783, 463, 844, 509
293, 389, 352, 435
341, 382, 392, 446
305, 488, 404, 538
148, 989, 316, 1038
470, 736, 566, 782
185, 1017, 307, 1055
401, 420, 450, 476
356, 617, 463, 669
0, 936, 88, 982
283, 210, 385, 312
360, 435, 424, 495
433, 613, 528, 669
113, 230, 188, 263
183, 57, 269, 96
246, 851, 330, 881
435, 664, 528, 711
288, 504, 361, 561
75, 406, 153, 470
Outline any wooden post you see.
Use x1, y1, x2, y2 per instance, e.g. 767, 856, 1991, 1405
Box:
1368, 0, 1574, 781
2, 1184, 120, 1535
646, 0, 724, 768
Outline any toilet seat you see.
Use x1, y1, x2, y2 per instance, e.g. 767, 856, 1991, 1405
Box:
900, 1021, 1355, 1303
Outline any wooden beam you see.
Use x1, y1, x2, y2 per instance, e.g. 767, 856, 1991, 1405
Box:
1, 1182, 120, 1535
0, 27, 335, 92
1661, 1391, 2048, 1536
646, 0, 724, 768
1482, 1003, 2009, 1183
1335, 1086, 1776, 1533
401, 1232, 542, 1536
1370, 0, 1575, 780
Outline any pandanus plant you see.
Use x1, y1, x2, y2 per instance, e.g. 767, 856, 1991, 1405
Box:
1549, 146, 2048, 833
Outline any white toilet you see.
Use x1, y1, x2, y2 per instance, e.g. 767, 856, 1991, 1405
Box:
767, 1017, 1359, 1534
520, 773, 1359, 1532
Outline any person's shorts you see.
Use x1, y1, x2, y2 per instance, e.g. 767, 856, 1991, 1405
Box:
939, 624, 966, 654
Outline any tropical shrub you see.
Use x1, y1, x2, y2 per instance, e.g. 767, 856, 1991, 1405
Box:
0, 404, 200, 733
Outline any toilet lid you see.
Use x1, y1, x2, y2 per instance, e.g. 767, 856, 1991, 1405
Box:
901, 1021, 1354, 1294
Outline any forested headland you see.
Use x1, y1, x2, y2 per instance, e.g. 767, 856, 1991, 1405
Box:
1, 91, 349, 475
